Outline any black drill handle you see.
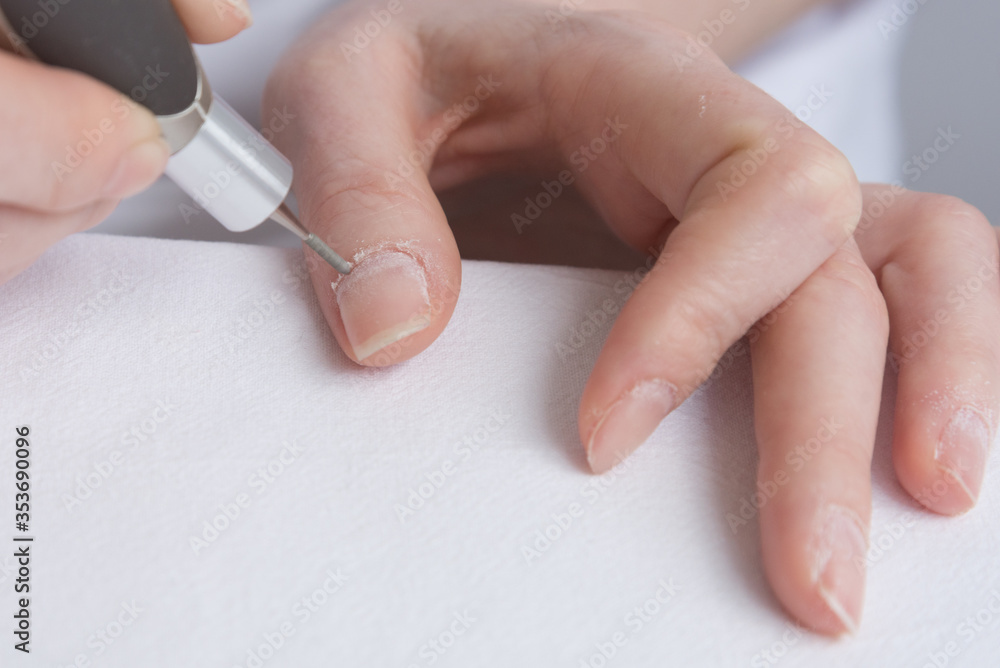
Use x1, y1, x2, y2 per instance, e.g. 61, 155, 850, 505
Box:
0, 0, 198, 116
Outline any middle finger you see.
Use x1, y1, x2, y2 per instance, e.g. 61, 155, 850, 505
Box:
750, 238, 888, 635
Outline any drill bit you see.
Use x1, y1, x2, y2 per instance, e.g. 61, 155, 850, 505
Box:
270, 202, 353, 275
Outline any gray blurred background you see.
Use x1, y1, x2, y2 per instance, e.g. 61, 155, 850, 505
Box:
901, 0, 1000, 223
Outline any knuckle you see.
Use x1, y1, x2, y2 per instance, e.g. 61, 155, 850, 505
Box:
266, 48, 334, 106
811, 245, 889, 334
781, 141, 862, 245
908, 193, 993, 245
886, 192, 999, 278
306, 156, 433, 228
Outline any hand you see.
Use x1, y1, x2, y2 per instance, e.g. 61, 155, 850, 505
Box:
260, 0, 962, 635
747, 185, 998, 634
0, 0, 252, 284
264, 0, 860, 370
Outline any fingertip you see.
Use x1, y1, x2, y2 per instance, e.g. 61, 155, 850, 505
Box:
172, 0, 252, 44
894, 402, 993, 516
580, 378, 676, 474
855, 187, 1000, 516
762, 503, 868, 637
811, 505, 867, 636
335, 248, 433, 364
312, 241, 460, 368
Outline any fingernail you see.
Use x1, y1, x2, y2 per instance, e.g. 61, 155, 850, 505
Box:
225, 0, 254, 27
812, 505, 867, 635
585, 380, 676, 473
102, 139, 170, 200
935, 406, 991, 506
335, 250, 431, 362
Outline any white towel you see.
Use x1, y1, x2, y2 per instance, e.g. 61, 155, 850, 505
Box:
1, 233, 997, 667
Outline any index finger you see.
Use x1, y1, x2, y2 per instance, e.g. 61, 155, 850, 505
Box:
526, 13, 864, 470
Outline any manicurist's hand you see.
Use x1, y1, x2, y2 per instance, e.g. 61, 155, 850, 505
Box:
0, 0, 253, 284
263, 0, 998, 635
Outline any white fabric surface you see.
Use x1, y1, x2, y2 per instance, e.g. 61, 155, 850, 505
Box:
94, 0, 905, 245
2, 233, 999, 667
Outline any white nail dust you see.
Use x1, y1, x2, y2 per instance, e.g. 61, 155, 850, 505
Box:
334, 250, 428, 308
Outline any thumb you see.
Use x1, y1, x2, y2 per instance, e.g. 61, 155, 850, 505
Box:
263, 30, 461, 367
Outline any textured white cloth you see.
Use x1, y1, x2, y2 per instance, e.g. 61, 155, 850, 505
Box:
2, 233, 998, 667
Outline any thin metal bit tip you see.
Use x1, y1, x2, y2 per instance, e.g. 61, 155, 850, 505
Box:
304, 234, 353, 275
269, 202, 352, 275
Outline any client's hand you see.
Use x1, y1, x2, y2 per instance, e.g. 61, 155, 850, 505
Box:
262, 0, 998, 635
748, 184, 997, 634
